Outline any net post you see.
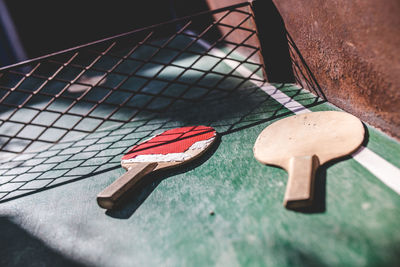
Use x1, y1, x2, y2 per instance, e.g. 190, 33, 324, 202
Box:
248, 0, 295, 83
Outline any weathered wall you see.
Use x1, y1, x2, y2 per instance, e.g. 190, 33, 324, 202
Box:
272, 0, 400, 139
205, 0, 262, 64
206, 0, 400, 139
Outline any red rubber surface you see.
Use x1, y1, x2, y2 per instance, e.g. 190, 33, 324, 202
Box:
122, 126, 216, 160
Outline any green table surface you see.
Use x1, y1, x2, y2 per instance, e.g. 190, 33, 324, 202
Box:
0, 34, 399, 267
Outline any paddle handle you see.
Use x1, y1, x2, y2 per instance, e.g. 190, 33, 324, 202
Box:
284, 155, 319, 209
97, 162, 158, 209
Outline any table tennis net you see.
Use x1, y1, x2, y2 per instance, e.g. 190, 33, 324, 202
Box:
0, 2, 323, 202
0, 3, 266, 156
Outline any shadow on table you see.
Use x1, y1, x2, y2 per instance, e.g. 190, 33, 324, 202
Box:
0, 81, 323, 205
288, 123, 369, 214
0, 217, 87, 267
106, 134, 221, 219
0, 6, 328, 214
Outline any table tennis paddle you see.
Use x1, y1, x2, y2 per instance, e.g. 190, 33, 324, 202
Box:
253, 111, 364, 209
97, 125, 217, 209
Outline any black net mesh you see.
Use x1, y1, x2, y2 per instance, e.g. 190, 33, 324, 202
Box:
0, 3, 274, 201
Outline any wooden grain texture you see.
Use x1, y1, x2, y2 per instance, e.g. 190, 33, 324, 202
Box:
97, 134, 216, 210
254, 111, 365, 168
97, 162, 157, 209
284, 155, 319, 208
254, 111, 364, 208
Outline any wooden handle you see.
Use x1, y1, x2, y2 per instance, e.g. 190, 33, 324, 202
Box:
97, 162, 158, 209
284, 155, 319, 209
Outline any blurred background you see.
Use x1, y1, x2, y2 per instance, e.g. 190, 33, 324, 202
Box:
0, 0, 214, 67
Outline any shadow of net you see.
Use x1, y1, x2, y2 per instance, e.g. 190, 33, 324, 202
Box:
286, 32, 327, 100
0, 3, 323, 202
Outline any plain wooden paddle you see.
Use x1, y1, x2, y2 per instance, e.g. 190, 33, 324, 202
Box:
97, 126, 217, 209
253, 111, 364, 209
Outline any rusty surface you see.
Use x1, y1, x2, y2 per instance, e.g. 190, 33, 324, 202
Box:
206, 0, 400, 139
205, 0, 262, 65
272, 0, 400, 140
